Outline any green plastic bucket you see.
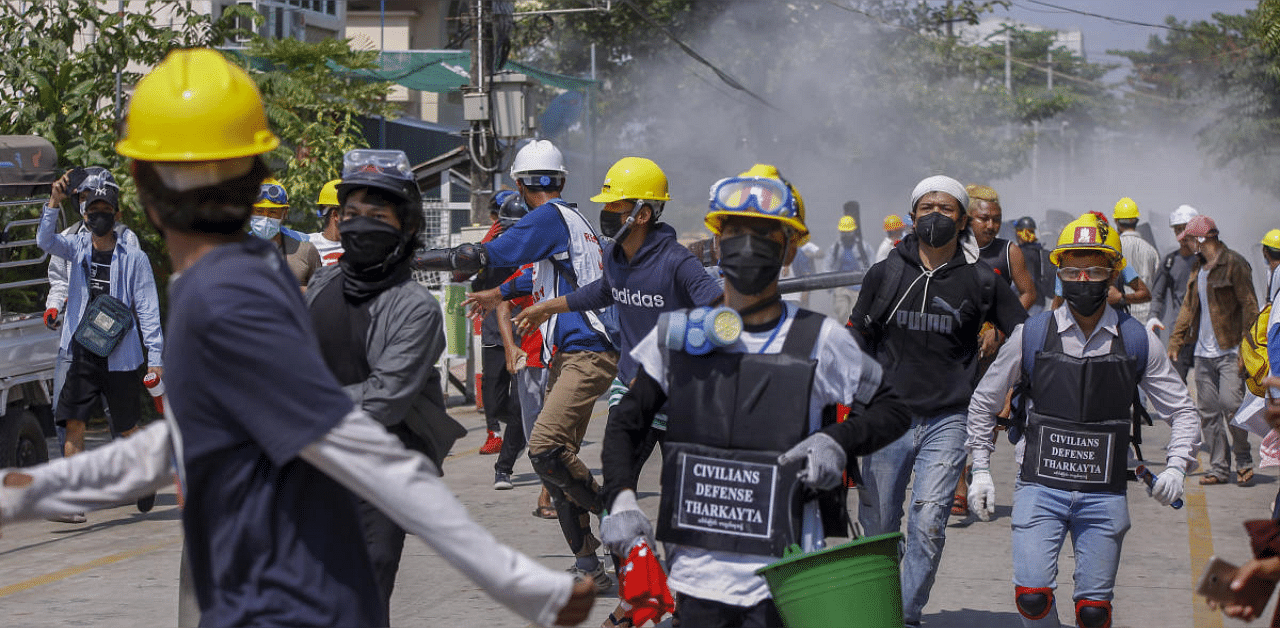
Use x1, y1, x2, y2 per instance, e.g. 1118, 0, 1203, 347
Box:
755, 532, 904, 628
442, 283, 469, 357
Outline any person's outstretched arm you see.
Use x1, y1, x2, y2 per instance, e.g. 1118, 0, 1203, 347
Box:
300, 409, 592, 626
0, 422, 174, 521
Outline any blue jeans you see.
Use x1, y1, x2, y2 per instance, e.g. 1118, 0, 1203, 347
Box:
858, 411, 967, 626
1011, 481, 1130, 607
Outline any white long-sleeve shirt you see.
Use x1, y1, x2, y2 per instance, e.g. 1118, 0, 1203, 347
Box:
966, 305, 1201, 473
0, 409, 573, 627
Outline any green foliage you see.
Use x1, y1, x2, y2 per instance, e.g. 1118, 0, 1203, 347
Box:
0, 1, 247, 168
0, 1, 393, 309
241, 37, 396, 230
509, 0, 1110, 188
1111, 4, 1280, 197
0, 0, 249, 310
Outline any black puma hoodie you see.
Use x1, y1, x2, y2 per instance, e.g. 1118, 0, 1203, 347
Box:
850, 231, 1027, 416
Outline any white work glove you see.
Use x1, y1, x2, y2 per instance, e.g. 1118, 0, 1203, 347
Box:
1150, 467, 1185, 506
600, 489, 653, 558
777, 432, 847, 491
968, 469, 996, 522
1145, 317, 1164, 332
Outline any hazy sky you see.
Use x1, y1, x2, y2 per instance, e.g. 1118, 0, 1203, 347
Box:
995, 0, 1259, 70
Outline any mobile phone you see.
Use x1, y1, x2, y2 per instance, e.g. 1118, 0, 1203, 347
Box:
1196, 555, 1239, 604
64, 166, 87, 194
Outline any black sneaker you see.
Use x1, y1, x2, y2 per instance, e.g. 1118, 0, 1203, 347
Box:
494, 472, 514, 490
137, 493, 156, 513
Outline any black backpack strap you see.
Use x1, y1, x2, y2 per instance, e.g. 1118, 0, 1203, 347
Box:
1008, 311, 1055, 443
779, 307, 825, 360
1116, 312, 1153, 459
866, 252, 906, 326
977, 260, 997, 322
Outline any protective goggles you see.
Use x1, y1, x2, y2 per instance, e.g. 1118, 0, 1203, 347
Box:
343, 149, 413, 181
708, 176, 799, 219
257, 182, 288, 206
76, 172, 119, 195
1056, 266, 1112, 282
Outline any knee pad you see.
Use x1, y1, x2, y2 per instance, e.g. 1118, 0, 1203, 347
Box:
1015, 586, 1054, 621
1075, 599, 1111, 628
529, 447, 602, 513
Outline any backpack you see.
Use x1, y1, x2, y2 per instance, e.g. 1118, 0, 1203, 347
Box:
1241, 303, 1273, 397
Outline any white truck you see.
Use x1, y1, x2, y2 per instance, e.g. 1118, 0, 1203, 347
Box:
0, 135, 61, 467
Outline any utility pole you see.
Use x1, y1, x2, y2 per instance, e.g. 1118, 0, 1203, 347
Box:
589, 42, 597, 186
379, 0, 386, 149
1046, 49, 1053, 90
1004, 34, 1012, 94
468, 0, 491, 226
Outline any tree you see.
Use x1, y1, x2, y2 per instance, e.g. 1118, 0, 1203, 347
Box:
506, 0, 1113, 229
0, 0, 249, 309
0, 1, 394, 302
239, 36, 396, 230
1110, 4, 1280, 198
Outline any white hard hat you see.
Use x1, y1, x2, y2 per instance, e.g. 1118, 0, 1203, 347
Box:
1170, 204, 1199, 227
509, 139, 567, 180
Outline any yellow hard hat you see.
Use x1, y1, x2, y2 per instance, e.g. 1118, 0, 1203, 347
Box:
704, 164, 809, 246
255, 177, 289, 209
1263, 228, 1280, 250
1050, 213, 1126, 272
1113, 197, 1139, 221
590, 157, 671, 203
116, 48, 279, 162
317, 179, 341, 207
883, 214, 904, 231
838, 216, 858, 232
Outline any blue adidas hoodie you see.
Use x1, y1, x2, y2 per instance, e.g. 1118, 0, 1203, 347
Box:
488, 200, 614, 354
564, 223, 722, 382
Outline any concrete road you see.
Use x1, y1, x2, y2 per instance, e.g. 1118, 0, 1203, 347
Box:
0, 400, 1275, 628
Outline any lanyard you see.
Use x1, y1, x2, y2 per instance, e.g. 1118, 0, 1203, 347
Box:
757, 305, 789, 354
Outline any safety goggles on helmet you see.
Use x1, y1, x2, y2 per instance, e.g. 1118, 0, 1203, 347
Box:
257, 182, 288, 207
1056, 266, 1112, 282
342, 149, 414, 183
709, 176, 800, 219
76, 170, 119, 195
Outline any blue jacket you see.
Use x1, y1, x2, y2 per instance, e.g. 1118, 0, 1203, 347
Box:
489, 200, 613, 354
564, 223, 722, 382
37, 204, 163, 370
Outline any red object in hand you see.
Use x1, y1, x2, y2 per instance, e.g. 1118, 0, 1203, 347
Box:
43, 308, 58, 329
143, 373, 165, 414
618, 540, 676, 626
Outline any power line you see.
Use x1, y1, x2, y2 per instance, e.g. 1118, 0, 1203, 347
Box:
618, 0, 779, 111
1016, 0, 1202, 34
824, 1, 1185, 105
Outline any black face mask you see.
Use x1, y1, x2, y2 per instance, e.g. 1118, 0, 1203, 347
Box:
338, 216, 407, 279
915, 212, 957, 248
599, 209, 626, 239
1062, 279, 1110, 317
85, 212, 115, 237
719, 233, 784, 295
